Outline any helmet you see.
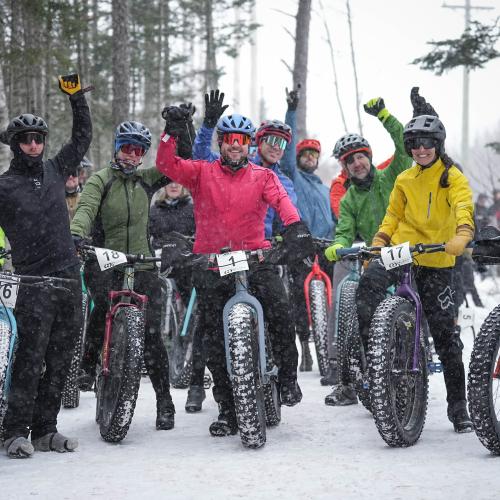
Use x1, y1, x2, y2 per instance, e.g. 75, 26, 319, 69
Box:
403, 114, 446, 155
6, 114, 48, 144
333, 133, 371, 161
296, 139, 321, 157
114, 121, 152, 153
255, 120, 292, 145
216, 114, 255, 135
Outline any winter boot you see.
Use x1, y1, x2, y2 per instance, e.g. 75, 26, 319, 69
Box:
325, 383, 358, 406
156, 398, 175, 430
32, 432, 78, 452
209, 402, 238, 437
280, 379, 303, 406
4, 436, 34, 459
185, 385, 206, 413
76, 367, 95, 392
299, 341, 313, 372
320, 360, 337, 386
447, 400, 473, 433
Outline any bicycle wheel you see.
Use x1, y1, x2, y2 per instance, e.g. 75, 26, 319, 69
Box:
337, 281, 357, 382
309, 280, 330, 377
263, 333, 281, 427
227, 303, 266, 448
0, 307, 13, 433
369, 296, 428, 447
62, 293, 89, 408
96, 306, 145, 443
468, 304, 500, 454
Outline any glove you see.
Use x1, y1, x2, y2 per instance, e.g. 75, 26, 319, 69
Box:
445, 226, 474, 256
363, 98, 390, 123
160, 232, 193, 273
410, 87, 439, 117
203, 89, 228, 128
162, 105, 189, 137
285, 85, 300, 111
325, 243, 344, 262
176, 120, 196, 159
371, 232, 390, 248
281, 221, 314, 262
58, 74, 82, 95
71, 234, 86, 251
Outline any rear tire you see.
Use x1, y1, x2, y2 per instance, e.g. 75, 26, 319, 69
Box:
96, 307, 145, 443
263, 332, 281, 427
0, 307, 14, 436
309, 280, 330, 377
369, 296, 428, 447
468, 305, 500, 454
227, 303, 266, 448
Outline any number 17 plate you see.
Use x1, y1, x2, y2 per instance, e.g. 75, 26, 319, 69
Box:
216, 251, 249, 276
380, 242, 412, 270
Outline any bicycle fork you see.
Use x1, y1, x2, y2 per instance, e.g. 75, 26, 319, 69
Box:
304, 255, 333, 329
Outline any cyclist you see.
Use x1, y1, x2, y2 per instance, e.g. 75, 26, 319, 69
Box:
159, 106, 313, 437
357, 113, 474, 433
71, 120, 177, 431
0, 74, 91, 458
150, 182, 206, 413
324, 96, 412, 406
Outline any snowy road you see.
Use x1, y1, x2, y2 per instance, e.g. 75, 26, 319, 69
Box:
1, 279, 500, 500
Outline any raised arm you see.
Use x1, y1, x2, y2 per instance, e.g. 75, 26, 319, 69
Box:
280, 87, 300, 181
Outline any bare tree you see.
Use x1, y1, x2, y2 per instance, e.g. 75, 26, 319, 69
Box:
346, 0, 363, 135
0, 66, 10, 173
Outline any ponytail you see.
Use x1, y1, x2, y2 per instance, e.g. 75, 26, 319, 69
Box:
439, 152, 455, 188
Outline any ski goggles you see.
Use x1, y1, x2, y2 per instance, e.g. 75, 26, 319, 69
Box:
405, 137, 438, 150
18, 132, 45, 145
120, 143, 146, 156
263, 135, 288, 150
221, 133, 252, 146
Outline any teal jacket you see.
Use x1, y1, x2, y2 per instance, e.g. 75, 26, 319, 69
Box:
334, 115, 412, 247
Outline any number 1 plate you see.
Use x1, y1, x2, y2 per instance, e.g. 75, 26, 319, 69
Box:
380, 242, 412, 270
216, 251, 249, 276
94, 247, 128, 271
0, 273, 20, 309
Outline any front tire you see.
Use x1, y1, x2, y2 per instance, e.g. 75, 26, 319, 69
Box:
468, 305, 500, 454
309, 280, 330, 377
0, 308, 14, 435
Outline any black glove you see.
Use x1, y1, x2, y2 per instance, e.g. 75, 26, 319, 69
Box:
281, 221, 314, 262
162, 104, 196, 137
410, 87, 439, 117
203, 89, 229, 128
285, 85, 300, 111
176, 121, 196, 159
160, 232, 193, 273
71, 234, 86, 251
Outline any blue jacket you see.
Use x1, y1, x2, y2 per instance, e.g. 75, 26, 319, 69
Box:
281, 110, 334, 239
192, 124, 298, 237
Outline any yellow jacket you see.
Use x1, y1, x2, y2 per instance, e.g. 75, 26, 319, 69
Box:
378, 158, 474, 268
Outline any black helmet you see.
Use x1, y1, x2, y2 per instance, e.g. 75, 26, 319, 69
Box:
332, 133, 371, 161
6, 114, 48, 144
403, 114, 446, 155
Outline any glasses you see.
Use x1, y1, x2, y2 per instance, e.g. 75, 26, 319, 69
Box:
406, 137, 437, 150
18, 132, 45, 145
222, 133, 252, 146
120, 143, 146, 156
263, 135, 288, 150
302, 149, 319, 159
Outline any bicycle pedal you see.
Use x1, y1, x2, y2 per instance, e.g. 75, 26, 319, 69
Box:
203, 374, 213, 390
428, 362, 443, 373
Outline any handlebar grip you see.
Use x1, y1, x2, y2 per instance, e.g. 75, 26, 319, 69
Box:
336, 247, 361, 257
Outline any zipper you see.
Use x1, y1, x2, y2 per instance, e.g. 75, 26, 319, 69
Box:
427, 192, 432, 219
124, 179, 131, 253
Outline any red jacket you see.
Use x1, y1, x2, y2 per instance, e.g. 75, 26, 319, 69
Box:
156, 134, 300, 254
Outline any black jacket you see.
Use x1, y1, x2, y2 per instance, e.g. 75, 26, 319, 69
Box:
149, 196, 195, 249
0, 93, 92, 275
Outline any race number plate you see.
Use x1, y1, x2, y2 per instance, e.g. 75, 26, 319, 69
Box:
216, 251, 249, 276
380, 242, 412, 270
95, 247, 128, 271
0, 273, 20, 309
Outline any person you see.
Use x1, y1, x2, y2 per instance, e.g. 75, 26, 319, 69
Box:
488, 189, 500, 228
0, 74, 91, 458
71, 120, 177, 431
323, 96, 413, 405
149, 182, 206, 413
475, 193, 491, 231
158, 106, 313, 437
357, 113, 474, 433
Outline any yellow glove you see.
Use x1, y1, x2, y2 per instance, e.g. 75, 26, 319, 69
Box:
325, 243, 344, 262
363, 97, 391, 123
58, 74, 82, 95
445, 226, 474, 256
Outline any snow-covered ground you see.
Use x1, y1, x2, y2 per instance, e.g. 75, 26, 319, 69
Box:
2, 275, 500, 500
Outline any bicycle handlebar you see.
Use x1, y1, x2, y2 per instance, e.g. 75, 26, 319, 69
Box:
80, 245, 161, 265
0, 271, 77, 287
337, 243, 447, 260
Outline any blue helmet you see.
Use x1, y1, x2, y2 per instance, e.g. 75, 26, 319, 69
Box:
114, 121, 152, 154
216, 114, 255, 136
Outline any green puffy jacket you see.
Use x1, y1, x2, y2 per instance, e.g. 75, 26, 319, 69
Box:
71, 166, 169, 268
334, 115, 413, 248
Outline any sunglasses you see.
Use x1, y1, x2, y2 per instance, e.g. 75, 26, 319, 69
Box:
302, 149, 320, 159
221, 133, 252, 146
120, 143, 146, 156
263, 135, 288, 150
406, 137, 437, 150
18, 132, 45, 145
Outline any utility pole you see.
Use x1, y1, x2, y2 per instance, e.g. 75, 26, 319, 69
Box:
442, 1, 494, 167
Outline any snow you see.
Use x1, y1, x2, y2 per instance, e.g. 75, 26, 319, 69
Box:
1, 276, 500, 499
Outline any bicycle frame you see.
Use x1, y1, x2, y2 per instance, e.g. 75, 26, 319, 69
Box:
304, 255, 333, 328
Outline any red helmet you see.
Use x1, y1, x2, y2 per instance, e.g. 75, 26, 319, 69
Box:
296, 139, 321, 157
255, 119, 292, 145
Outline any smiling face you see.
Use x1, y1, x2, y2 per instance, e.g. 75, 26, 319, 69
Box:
116, 145, 143, 167
411, 145, 437, 167
220, 140, 249, 164
259, 140, 285, 166
343, 152, 371, 179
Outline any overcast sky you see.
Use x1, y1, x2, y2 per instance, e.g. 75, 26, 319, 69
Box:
218, 0, 500, 180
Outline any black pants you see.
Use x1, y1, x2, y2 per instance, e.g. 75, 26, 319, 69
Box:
356, 259, 465, 405
289, 254, 334, 342
3, 265, 82, 440
193, 266, 298, 406
82, 262, 171, 400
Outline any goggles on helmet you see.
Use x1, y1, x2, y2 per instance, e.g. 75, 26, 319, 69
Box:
18, 132, 45, 145
263, 135, 288, 150
221, 133, 252, 146
120, 143, 146, 156
405, 137, 438, 150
